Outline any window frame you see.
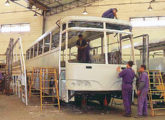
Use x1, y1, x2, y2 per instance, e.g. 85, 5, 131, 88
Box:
43, 34, 51, 53
30, 46, 34, 59
34, 43, 38, 57
38, 39, 44, 55
51, 30, 60, 50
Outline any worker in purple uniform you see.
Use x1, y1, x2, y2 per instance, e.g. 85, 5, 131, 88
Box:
117, 61, 135, 117
85, 40, 91, 63
135, 65, 149, 118
0, 71, 3, 90
0, 71, 2, 80
76, 34, 88, 63
102, 8, 118, 19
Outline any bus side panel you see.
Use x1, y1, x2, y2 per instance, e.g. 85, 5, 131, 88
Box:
26, 51, 59, 93
66, 63, 122, 91
66, 63, 137, 92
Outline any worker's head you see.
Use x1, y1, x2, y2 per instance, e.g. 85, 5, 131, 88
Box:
139, 65, 146, 72
127, 61, 134, 68
78, 34, 83, 40
113, 8, 118, 14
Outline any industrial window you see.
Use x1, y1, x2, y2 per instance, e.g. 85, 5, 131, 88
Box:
30, 47, 34, 59
44, 34, 50, 53
130, 16, 165, 27
51, 31, 59, 49
38, 40, 43, 55
34, 44, 38, 57
26, 49, 30, 60
0, 23, 30, 33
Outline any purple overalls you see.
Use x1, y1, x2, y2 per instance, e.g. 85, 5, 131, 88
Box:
102, 8, 115, 19
138, 72, 149, 116
119, 68, 135, 115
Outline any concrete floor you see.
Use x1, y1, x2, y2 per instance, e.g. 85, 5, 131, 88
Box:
0, 94, 165, 120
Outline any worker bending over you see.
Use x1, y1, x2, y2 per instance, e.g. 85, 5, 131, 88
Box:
117, 61, 135, 117
102, 8, 118, 19
135, 65, 149, 118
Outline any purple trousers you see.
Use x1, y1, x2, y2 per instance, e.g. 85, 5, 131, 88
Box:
122, 84, 132, 114
138, 90, 148, 116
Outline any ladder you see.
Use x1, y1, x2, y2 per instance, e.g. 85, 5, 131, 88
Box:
28, 68, 40, 98
147, 70, 165, 116
39, 68, 60, 111
9, 37, 28, 105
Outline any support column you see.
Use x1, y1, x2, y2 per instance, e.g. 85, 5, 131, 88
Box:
42, 11, 46, 34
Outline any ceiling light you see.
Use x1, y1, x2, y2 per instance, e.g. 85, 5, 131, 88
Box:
5, 0, 10, 6
148, 3, 152, 11
34, 12, 38, 17
82, 7, 88, 15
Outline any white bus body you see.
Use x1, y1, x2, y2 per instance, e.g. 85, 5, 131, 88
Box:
26, 16, 136, 103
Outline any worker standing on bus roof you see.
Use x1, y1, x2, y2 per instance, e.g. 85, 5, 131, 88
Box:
76, 34, 88, 63
117, 61, 135, 117
135, 65, 149, 118
102, 8, 118, 19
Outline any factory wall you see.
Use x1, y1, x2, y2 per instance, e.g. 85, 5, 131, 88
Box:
0, 1, 43, 62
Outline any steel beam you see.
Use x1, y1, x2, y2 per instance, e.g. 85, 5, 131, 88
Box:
28, 0, 50, 11
47, 0, 99, 16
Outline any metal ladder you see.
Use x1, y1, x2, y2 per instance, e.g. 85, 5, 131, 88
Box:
147, 70, 165, 116
11, 37, 28, 105
39, 68, 60, 111
28, 68, 40, 98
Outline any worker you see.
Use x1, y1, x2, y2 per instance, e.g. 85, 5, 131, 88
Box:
76, 34, 88, 63
0, 71, 3, 92
135, 65, 149, 118
85, 40, 91, 63
117, 61, 135, 117
102, 8, 118, 19
0, 71, 2, 81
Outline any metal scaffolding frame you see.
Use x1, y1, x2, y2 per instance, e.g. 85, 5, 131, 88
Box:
29, 67, 60, 111
147, 70, 165, 116
5, 37, 28, 105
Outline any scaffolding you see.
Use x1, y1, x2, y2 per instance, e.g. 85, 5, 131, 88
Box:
28, 68, 40, 98
147, 70, 165, 116
5, 37, 28, 105
29, 67, 60, 111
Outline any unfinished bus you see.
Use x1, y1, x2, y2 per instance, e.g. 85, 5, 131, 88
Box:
26, 16, 136, 104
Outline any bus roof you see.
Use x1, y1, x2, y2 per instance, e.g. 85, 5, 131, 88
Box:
28, 16, 132, 50
61, 16, 132, 27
